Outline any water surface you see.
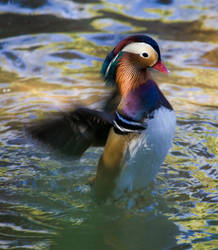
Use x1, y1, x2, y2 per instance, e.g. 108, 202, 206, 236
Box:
0, 0, 217, 249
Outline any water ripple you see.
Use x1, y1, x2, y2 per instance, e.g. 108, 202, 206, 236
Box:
0, 0, 217, 249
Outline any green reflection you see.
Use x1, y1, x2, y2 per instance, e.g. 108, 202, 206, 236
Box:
0, 0, 218, 249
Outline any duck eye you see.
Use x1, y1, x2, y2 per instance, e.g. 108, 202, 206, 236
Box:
142, 52, 149, 58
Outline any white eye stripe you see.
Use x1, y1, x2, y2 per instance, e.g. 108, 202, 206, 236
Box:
122, 42, 158, 58
104, 42, 158, 77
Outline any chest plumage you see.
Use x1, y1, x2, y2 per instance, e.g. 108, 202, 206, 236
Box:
113, 107, 176, 198
94, 77, 176, 200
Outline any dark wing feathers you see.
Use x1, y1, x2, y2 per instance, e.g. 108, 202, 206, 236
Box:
26, 107, 114, 157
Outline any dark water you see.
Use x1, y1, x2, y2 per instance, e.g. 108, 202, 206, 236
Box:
0, 0, 217, 249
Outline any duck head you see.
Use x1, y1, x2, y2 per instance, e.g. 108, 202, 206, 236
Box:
101, 35, 169, 96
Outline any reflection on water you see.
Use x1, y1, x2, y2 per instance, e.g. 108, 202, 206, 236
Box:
0, 0, 217, 249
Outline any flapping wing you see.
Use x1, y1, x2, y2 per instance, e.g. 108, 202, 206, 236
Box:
26, 107, 113, 157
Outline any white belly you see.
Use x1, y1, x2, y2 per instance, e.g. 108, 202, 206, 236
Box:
113, 107, 176, 197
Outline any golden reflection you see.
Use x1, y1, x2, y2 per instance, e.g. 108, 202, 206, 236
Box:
206, 137, 218, 156
193, 240, 218, 250
145, 8, 172, 17
202, 48, 218, 67
62, 35, 105, 58
206, 225, 218, 234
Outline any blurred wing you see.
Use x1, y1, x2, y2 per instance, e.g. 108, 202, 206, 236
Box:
102, 88, 121, 113
26, 107, 113, 157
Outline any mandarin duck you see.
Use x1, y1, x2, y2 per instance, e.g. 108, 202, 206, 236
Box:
27, 35, 176, 201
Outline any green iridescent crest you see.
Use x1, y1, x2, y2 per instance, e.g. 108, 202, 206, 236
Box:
101, 52, 124, 86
